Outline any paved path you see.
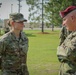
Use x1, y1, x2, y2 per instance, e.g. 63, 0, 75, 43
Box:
23, 28, 61, 30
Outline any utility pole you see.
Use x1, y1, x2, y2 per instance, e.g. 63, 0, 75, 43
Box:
0, 3, 2, 8
11, 4, 13, 13
41, 0, 49, 32
42, 0, 44, 32
0, 3, 2, 35
17, 0, 22, 13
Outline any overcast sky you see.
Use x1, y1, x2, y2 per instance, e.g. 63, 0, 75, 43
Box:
0, 0, 29, 20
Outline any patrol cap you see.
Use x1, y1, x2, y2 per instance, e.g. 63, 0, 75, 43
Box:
60, 6, 76, 18
9, 13, 27, 22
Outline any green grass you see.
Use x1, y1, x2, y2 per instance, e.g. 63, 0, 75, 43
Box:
24, 30, 60, 75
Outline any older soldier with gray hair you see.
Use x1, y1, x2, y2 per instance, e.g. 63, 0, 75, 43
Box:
0, 13, 29, 75
57, 6, 76, 75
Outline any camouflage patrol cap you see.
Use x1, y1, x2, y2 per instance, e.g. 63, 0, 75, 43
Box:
60, 6, 76, 18
9, 13, 27, 22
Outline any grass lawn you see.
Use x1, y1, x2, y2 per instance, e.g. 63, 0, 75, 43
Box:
24, 30, 60, 75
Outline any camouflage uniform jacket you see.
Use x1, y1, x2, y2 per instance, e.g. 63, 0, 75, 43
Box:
0, 31, 29, 72
59, 26, 72, 45
57, 31, 76, 73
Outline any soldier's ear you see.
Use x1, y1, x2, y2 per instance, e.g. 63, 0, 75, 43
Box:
71, 15, 75, 22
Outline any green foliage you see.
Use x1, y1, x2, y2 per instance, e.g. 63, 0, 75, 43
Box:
46, 22, 50, 28
26, 0, 76, 27
44, 0, 76, 26
26, 0, 42, 22
26, 0, 39, 5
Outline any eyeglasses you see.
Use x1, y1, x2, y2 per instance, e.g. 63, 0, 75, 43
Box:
15, 21, 24, 24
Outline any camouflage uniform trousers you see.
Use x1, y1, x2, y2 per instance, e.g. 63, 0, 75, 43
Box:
1, 69, 29, 75
1, 64, 29, 75
59, 62, 76, 75
1, 66, 29, 75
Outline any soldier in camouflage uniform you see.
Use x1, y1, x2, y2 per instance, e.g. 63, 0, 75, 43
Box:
57, 6, 76, 75
4, 27, 10, 33
59, 26, 72, 45
0, 13, 29, 75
